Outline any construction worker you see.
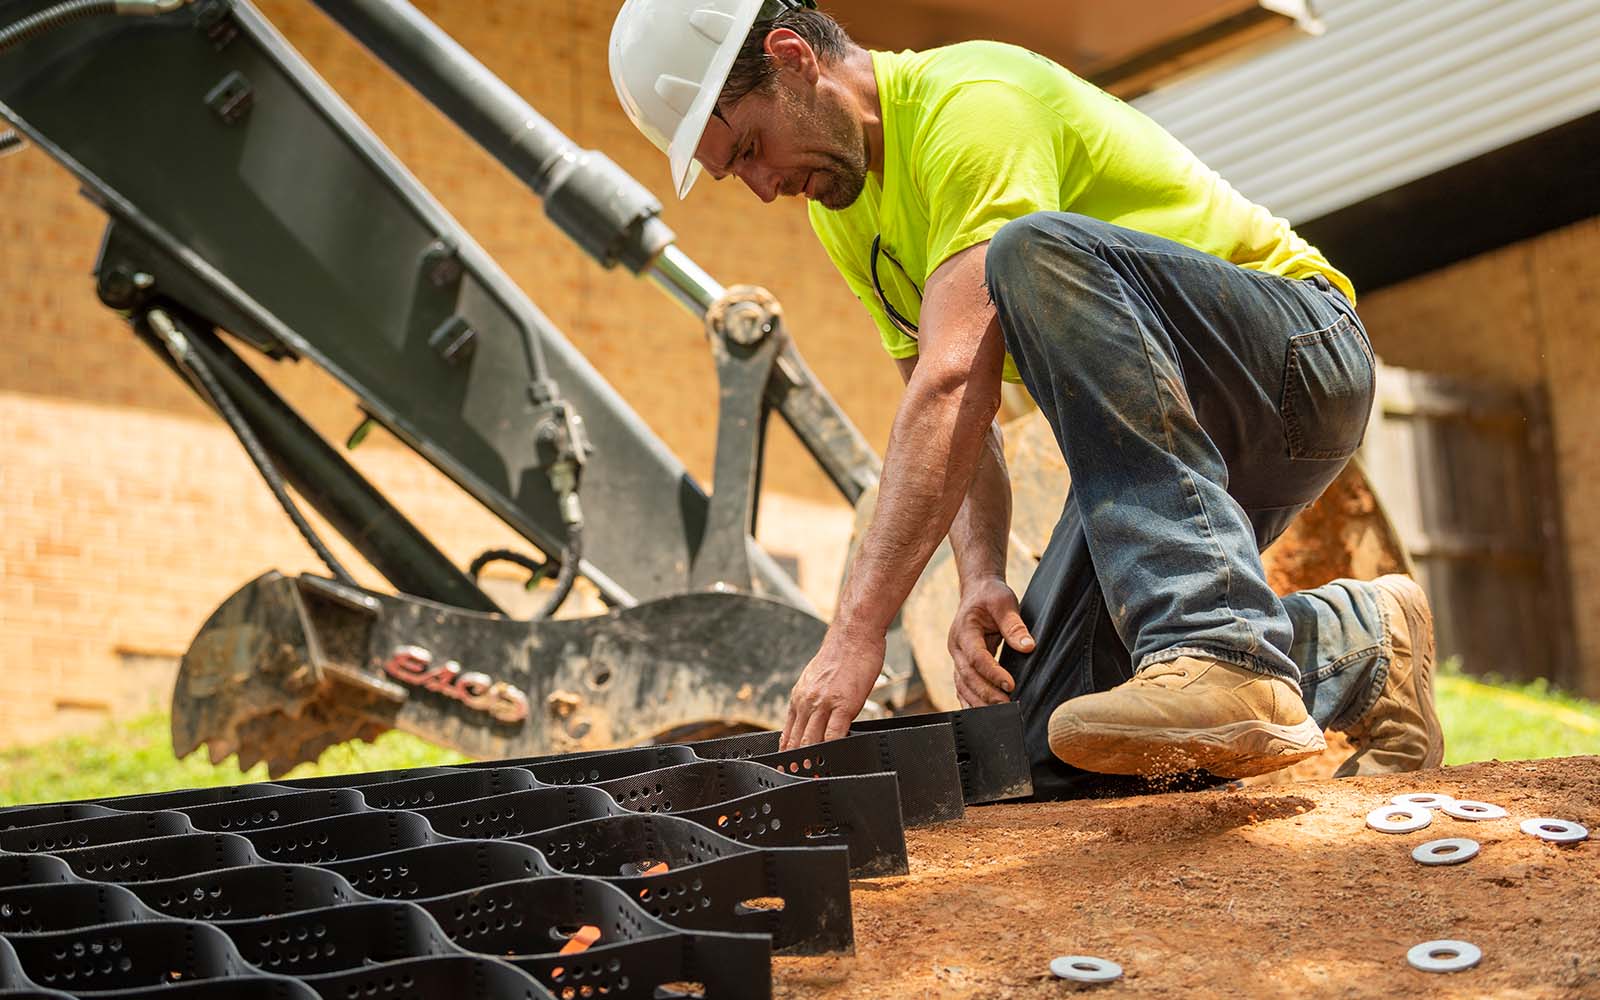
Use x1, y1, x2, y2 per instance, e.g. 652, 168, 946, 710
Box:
610, 0, 1443, 797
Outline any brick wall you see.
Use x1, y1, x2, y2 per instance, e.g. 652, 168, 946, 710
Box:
0, 0, 878, 747
1359, 214, 1600, 697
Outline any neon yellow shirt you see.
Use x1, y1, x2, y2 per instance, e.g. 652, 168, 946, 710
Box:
808, 42, 1356, 383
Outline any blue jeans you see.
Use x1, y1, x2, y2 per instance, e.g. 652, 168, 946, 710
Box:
985, 212, 1392, 799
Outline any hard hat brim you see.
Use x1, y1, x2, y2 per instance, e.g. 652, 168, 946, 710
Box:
672, 156, 705, 199
665, 4, 763, 198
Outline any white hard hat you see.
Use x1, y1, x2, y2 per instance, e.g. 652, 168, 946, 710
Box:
609, 0, 814, 198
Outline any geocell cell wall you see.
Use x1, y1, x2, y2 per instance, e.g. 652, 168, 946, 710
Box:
0, 747, 886, 998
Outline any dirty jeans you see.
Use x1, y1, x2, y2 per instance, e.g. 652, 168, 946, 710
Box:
984, 212, 1392, 800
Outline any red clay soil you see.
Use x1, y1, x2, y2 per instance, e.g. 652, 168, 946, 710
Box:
1262, 461, 1408, 598
773, 756, 1599, 999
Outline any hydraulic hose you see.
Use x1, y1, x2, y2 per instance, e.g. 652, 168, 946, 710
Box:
0, 0, 190, 55
146, 309, 360, 588
0, 0, 115, 53
536, 523, 581, 619
468, 548, 553, 586
466, 525, 584, 620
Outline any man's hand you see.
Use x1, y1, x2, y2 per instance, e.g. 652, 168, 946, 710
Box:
948, 575, 1034, 707
780, 241, 1004, 749
780, 623, 886, 750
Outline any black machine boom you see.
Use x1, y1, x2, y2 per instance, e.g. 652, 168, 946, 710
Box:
0, 0, 921, 766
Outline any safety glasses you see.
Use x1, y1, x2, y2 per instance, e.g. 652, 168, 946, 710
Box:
870, 235, 922, 339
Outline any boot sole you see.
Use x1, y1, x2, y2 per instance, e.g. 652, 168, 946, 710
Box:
1372, 574, 1445, 770
1048, 712, 1328, 780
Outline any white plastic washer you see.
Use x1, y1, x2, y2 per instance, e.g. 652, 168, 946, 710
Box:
1367, 804, 1432, 834
1519, 817, 1589, 843
1392, 793, 1455, 810
1407, 940, 1482, 973
1050, 955, 1122, 983
1441, 800, 1507, 821
1411, 837, 1479, 866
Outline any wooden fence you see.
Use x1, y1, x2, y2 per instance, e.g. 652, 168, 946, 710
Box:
1359, 365, 1577, 687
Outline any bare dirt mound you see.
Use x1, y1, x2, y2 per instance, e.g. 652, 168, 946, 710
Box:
775, 756, 1599, 999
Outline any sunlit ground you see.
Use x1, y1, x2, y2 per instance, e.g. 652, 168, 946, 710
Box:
2, 660, 1596, 807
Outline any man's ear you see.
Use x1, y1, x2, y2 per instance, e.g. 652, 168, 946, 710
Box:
764, 28, 820, 85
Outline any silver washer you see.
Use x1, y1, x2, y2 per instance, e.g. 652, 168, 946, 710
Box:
1367, 804, 1432, 834
1050, 955, 1123, 983
1519, 817, 1589, 843
1407, 940, 1482, 973
1412, 837, 1479, 866
1441, 800, 1507, 821
1392, 793, 1454, 810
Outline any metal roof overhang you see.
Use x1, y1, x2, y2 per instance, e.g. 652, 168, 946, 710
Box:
840, 0, 1314, 98
1132, 0, 1600, 291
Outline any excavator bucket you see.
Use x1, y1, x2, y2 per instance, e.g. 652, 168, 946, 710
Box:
173, 573, 829, 777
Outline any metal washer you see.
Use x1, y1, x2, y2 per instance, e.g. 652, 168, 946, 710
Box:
1519, 817, 1589, 843
1407, 940, 1482, 973
1050, 955, 1123, 983
1367, 804, 1432, 834
1392, 793, 1454, 810
1412, 837, 1479, 866
1441, 800, 1507, 821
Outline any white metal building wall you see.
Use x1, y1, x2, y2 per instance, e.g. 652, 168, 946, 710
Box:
1133, 0, 1600, 224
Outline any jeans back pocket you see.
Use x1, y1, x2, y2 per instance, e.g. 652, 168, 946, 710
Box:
1280, 315, 1376, 461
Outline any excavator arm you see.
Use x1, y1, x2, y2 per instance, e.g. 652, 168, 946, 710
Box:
0, 0, 899, 773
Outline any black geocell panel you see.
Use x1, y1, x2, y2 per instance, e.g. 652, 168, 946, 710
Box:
0, 709, 1026, 998
0, 730, 939, 999
851, 703, 1035, 803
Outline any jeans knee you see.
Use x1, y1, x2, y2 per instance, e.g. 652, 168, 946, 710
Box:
985, 212, 1103, 304
985, 213, 1055, 299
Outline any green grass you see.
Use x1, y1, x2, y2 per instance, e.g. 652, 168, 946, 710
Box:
1435, 660, 1600, 764
1, 664, 1597, 807
0, 713, 464, 808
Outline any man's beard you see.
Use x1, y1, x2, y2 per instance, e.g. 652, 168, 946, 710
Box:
790, 90, 869, 210
812, 152, 867, 210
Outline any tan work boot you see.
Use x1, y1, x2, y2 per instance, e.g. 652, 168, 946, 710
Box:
1334, 574, 1444, 776
1048, 657, 1326, 779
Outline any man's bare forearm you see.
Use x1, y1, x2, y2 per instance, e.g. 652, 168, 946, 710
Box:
835, 368, 1000, 635
948, 420, 1011, 586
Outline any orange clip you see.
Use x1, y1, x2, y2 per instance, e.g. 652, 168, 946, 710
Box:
558, 924, 602, 956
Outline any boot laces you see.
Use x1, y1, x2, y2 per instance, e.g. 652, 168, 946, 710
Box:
1134, 662, 1191, 688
